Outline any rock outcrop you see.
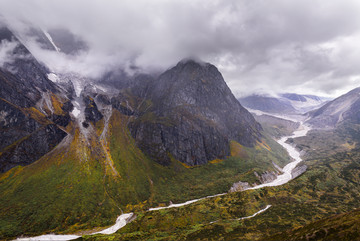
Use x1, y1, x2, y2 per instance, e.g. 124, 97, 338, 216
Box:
229, 181, 251, 192
129, 59, 262, 166
291, 164, 307, 179
83, 96, 103, 124
254, 171, 278, 184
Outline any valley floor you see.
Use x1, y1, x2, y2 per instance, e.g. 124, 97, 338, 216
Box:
14, 121, 311, 240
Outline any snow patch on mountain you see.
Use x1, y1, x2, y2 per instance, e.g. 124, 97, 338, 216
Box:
47, 73, 59, 82
42, 30, 60, 52
71, 100, 81, 118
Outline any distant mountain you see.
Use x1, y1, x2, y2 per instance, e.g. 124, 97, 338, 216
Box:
239, 93, 329, 115
239, 95, 296, 114
306, 87, 360, 128
281, 93, 330, 113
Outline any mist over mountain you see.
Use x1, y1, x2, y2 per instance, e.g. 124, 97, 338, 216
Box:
1, 2, 360, 241
0, 27, 71, 173
0, 25, 285, 240
2, 0, 360, 97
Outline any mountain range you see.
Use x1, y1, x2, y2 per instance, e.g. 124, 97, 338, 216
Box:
1, 25, 360, 241
0, 27, 288, 239
239, 93, 329, 115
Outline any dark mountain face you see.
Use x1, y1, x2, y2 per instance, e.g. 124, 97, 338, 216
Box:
0, 27, 262, 170
0, 27, 70, 173
0, 28, 60, 107
1, 31, 262, 171
129, 60, 262, 166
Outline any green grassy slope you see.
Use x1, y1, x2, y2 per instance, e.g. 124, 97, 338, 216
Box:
268, 208, 360, 241
0, 110, 288, 240
79, 123, 360, 241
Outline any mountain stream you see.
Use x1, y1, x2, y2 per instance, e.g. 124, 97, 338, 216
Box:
15, 123, 310, 241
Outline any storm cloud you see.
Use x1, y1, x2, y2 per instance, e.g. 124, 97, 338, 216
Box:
1, 0, 360, 97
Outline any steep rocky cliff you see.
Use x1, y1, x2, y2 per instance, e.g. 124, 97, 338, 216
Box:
0, 27, 69, 173
129, 59, 262, 166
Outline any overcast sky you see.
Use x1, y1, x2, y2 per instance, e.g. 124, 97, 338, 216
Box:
1, 0, 360, 97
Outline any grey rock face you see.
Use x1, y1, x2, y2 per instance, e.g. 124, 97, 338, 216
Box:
229, 181, 251, 192
291, 164, 307, 179
129, 60, 262, 166
0, 28, 58, 108
111, 95, 135, 116
0, 124, 67, 173
129, 111, 230, 166
254, 171, 278, 184
0, 99, 41, 150
83, 96, 103, 123
0, 27, 68, 173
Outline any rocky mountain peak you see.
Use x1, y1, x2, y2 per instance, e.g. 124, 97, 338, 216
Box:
129, 59, 262, 166
152, 59, 238, 112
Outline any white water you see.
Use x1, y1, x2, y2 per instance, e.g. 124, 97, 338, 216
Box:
15, 213, 134, 241
238, 205, 272, 220
249, 123, 311, 189
210, 205, 272, 224
149, 193, 226, 211
93, 213, 133, 235
16, 122, 309, 240
149, 123, 311, 211
16, 235, 80, 241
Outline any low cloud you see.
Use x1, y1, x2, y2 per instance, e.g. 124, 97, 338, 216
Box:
0, 39, 18, 69
1, 0, 360, 97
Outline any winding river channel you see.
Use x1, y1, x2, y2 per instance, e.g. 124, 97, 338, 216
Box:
16, 123, 310, 241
